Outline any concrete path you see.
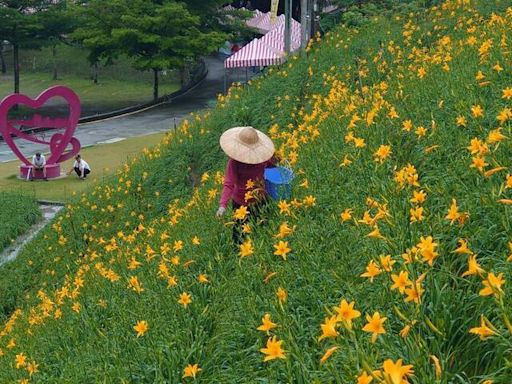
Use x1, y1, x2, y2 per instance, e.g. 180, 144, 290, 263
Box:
0, 203, 63, 267
0, 55, 247, 163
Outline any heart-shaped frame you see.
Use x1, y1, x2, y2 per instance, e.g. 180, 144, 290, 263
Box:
0, 86, 81, 165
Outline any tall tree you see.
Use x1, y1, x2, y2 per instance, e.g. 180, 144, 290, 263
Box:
39, 1, 76, 80
0, 1, 63, 93
71, 0, 124, 84
74, 0, 226, 100
0, 45, 6, 74
184, 0, 250, 39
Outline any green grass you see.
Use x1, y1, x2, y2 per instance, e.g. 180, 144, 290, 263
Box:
15, 44, 176, 82
0, 1, 512, 383
0, 73, 179, 112
0, 44, 180, 113
0, 132, 166, 202
0, 193, 40, 253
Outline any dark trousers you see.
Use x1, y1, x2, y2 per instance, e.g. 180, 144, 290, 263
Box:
232, 200, 269, 245
74, 167, 91, 178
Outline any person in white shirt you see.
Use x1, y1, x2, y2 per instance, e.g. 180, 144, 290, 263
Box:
30, 152, 48, 181
68, 154, 91, 180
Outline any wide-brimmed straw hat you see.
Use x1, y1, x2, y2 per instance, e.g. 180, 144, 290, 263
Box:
220, 126, 275, 164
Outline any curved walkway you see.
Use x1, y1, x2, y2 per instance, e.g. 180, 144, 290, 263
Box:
0, 55, 246, 163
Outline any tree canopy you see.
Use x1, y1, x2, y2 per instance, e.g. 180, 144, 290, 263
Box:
0, 0, 243, 97
72, 0, 227, 99
0, 0, 71, 92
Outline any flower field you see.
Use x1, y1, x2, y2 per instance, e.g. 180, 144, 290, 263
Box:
0, 193, 40, 254
1, 0, 512, 382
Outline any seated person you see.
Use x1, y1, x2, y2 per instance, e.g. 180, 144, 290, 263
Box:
68, 154, 91, 180
30, 152, 47, 181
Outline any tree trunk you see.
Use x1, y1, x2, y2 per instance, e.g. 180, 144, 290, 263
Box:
52, 44, 58, 80
13, 43, 20, 94
180, 65, 191, 87
92, 62, 98, 84
153, 68, 159, 100
0, 47, 6, 75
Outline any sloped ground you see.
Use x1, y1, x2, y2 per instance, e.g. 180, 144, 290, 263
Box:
0, 1, 512, 382
0, 193, 40, 254
0, 204, 62, 268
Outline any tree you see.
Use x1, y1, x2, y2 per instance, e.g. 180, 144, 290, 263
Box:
0, 1, 64, 93
38, 1, 76, 80
185, 0, 254, 42
71, 1, 124, 84
74, 0, 226, 100
0, 44, 6, 74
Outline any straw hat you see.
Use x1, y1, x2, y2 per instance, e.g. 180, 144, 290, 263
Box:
220, 126, 275, 164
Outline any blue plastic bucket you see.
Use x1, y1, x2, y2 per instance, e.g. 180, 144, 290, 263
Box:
264, 166, 294, 200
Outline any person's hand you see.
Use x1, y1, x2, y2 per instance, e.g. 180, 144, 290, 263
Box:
216, 207, 226, 217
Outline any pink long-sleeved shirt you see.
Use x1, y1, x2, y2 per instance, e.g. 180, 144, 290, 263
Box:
219, 158, 275, 208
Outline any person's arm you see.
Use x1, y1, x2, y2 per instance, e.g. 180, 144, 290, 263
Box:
68, 161, 76, 175
217, 159, 236, 216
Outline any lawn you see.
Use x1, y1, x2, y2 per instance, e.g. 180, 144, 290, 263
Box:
0, 132, 166, 202
0, 73, 180, 115
0, 44, 180, 115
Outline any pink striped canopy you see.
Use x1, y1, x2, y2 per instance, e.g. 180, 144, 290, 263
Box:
225, 38, 284, 69
252, 13, 286, 34
246, 10, 265, 30
260, 19, 302, 52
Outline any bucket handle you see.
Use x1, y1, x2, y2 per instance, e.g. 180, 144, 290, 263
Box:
275, 160, 294, 183
275, 159, 292, 172
282, 159, 292, 169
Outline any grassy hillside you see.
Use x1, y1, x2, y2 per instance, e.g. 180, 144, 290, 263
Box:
1, 0, 512, 382
0, 193, 40, 254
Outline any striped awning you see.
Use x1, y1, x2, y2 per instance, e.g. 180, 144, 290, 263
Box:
260, 19, 302, 52
225, 38, 285, 69
246, 10, 266, 30
251, 13, 286, 34
226, 12, 302, 69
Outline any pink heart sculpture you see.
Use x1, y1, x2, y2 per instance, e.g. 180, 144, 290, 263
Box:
0, 85, 81, 166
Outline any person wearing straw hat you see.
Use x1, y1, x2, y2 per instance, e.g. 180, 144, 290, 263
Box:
216, 126, 277, 243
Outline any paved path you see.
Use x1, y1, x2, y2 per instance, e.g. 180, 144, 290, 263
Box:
0, 204, 63, 267
0, 56, 246, 163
